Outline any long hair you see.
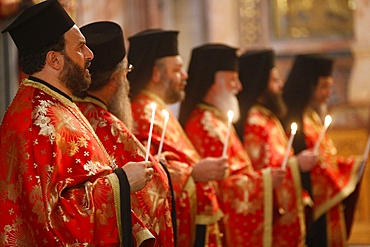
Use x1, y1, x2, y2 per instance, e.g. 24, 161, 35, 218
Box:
179, 44, 238, 126
282, 54, 333, 154
235, 49, 274, 141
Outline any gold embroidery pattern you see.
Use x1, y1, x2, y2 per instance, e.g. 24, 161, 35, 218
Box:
33, 99, 91, 157
1, 80, 119, 244
1, 218, 35, 246
24, 79, 113, 165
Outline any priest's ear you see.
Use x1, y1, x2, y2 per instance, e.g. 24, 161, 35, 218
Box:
45, 51, 63, 70
151, 57, 168, 84
151, 64, 161, 84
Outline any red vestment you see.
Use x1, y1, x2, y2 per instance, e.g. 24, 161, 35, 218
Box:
243, 105, 306, 246
302, 108, 362, 246
183, 104, 275, 247
131, 91, 223, 247
0, 79, 154, 246
75, 96, 174, 247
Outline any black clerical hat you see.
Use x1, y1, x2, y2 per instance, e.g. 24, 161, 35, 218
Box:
289, 54, 333, 79
235, 49, 275, 139
2, 0, 75, 58
282, 53, 334, 153
187, 44, 238, 88
80, 21, 125, 74
239, 49, 275, 107
127, 29, 179, 99
190, 44, 239, 73
283, 54, 334, 111
179, 43, 238, 125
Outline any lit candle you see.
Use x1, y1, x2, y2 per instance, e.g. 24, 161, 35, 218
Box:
222, 110, 234, 157
145, 103, 156, 161
313, 115, 332, 154
362, 133, 370, 163
358, 133, 370, 179
281, 122, 298, 169
157, 109, 169, 156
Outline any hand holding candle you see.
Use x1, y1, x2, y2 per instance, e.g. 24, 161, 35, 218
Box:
157, 109, 169, 156
281, 122, 298, 169
145, 103, 156, 161
313, 115, 332, 154
222, 110, 234, 157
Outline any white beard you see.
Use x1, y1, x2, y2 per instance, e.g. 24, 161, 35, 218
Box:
212, 88, 240, 123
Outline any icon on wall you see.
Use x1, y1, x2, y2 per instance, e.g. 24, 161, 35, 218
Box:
271, 0, 355, 39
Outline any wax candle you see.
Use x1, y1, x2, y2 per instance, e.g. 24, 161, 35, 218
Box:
222, 110, 234, 157
362, 133, 370, 163
281, 122, 298, 169
145, 103, 156, 161
313, 115, 332, 154
157, 109, 169, 156
358, 133, 370, 179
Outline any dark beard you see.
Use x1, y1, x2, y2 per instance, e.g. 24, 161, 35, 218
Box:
59, 54, 91, 94
261, 90, 287, 119
313, 103, 328, 122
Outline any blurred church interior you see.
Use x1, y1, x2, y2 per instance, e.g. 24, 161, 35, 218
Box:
0, 0, 369, 244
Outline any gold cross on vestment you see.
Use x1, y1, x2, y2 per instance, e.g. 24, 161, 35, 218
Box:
147, 187, 165, 214
6, 142, 18, 182
55, 113, 74, 132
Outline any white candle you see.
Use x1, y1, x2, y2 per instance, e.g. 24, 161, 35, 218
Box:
362, 133, 370, 163
222, 110, 234, 157
313, 115, 332, 154
145, 103, 156, 161
358, 133, 370, 180
157, 109, 169, 156
281, 122, 298, 169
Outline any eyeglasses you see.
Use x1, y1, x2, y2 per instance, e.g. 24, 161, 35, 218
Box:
125, 64, 134, 73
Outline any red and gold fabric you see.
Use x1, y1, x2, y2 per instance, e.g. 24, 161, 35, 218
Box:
131, 91, 223, 247
75, 96, 174, 247
0, 79, 154, 246
302, 108, 362, 246
183, 103, 274, 247
243, 105, 306, 246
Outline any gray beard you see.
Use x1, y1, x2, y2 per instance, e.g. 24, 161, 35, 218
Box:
161, 75, 185, 104
108, 82, 133, 131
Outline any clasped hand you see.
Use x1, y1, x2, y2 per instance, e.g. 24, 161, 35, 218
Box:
191, 157, 228, 182
122, 161, 154, 192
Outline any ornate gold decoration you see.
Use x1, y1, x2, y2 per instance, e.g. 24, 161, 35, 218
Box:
239, 0, 263, 46
271, 0, 354, 39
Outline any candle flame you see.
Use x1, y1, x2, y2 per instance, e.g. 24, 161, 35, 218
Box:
324, 115, 332, 127
162, 109, 169, 119
291, 122, 298, 135
151, 102, 157, 110
227, 110, 234, 122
